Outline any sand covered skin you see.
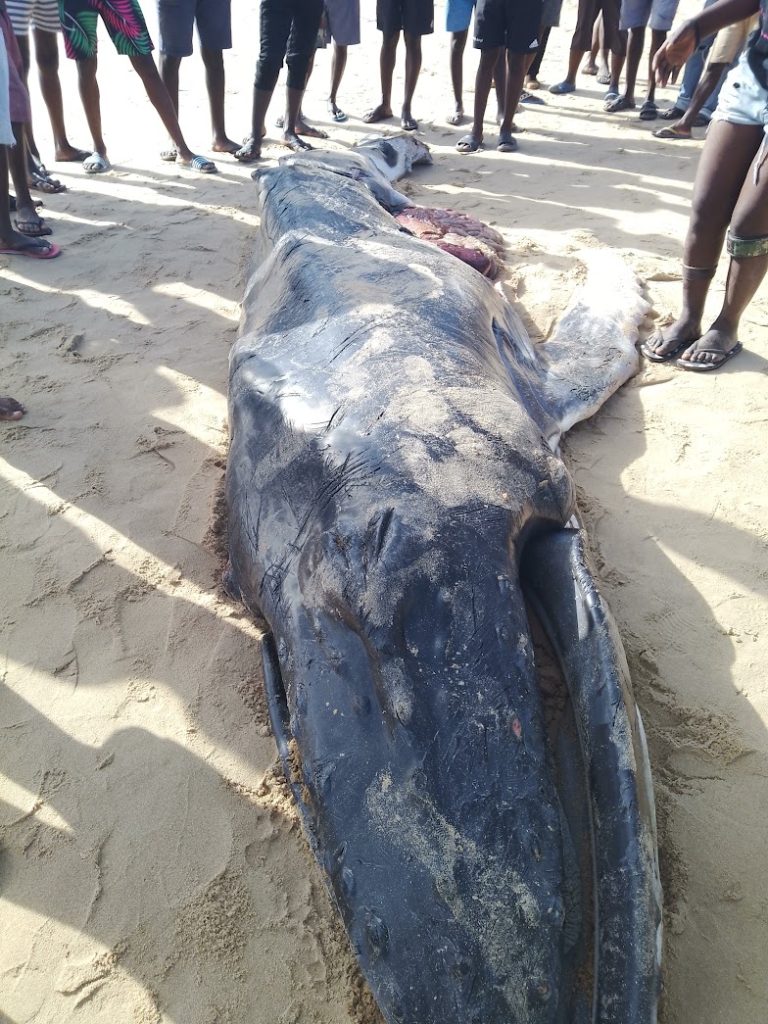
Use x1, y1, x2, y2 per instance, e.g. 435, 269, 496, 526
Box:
1, 1, 767, 1022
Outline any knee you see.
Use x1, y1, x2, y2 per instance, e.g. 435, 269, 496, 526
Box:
255, 56, 282, 92
77, 56, 98, 80
285, 51, 311, 90
160, 53, 182, 75
200, 46, 223, 71
35, 34, 59, 72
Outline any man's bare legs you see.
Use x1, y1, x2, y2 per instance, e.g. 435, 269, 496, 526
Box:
0, 144, 51, 255
644, 121, 763, 359
401, 31, 422, 129
498, 50, 527, 148
448, 28, 469, 123
160, 48, 238, 156
606, 25, 666, 112
328, 42, 348, 120
16, 29, 86, 162
76, 53, 215, 169
363, 31, 398, 123
654, 60, 727, 138
8, 123, 48, 234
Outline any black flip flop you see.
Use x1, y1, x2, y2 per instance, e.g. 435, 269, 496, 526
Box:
456, 134, 482, 154
640, 332, 691, 363
676, 341, 743, 372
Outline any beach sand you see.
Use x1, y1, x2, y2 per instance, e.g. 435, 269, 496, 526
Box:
1, 1, 767, 1021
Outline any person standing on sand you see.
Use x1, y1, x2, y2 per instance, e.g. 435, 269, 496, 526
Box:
642, 0, 768, 370
156, 0, 240, 161
446, 0, 506, 124
548, 0, 623, 98
324, 0, 361, 122
7, 0, 89, 184
456, 0, 542, 154
235, 0, 323, 163
0, 0, 59, 248
604, 0, 680, 118
363, 0, 434, 131
58, 0, 217, 174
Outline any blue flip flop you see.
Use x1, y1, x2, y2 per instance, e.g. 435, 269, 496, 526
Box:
549, 81, 576, 95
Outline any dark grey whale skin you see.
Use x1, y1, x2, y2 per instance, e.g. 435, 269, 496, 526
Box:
226, 158, 661, 1024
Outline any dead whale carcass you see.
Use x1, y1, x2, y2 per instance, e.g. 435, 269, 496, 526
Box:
225, 138, 662, 1024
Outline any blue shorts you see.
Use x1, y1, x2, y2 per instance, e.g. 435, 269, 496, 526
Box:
446, 0, 475, 32
158, 0, 231, 56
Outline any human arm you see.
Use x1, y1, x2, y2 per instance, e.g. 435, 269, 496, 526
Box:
654, 0, 761, 84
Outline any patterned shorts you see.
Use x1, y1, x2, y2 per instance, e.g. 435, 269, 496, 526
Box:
59, 0, 153, 59
6, 0, 61, 35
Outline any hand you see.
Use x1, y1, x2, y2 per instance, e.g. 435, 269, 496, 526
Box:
653, 22, 699, 86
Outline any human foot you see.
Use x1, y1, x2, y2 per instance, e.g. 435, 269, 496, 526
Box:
235, 136, 261, 163
0, 396, 26, 421
456, 133, 482, 153
363, 104, 393, 124
582, 59, 598, 75
282, 131, 313, 152
328, 100, 348, 122
176, 153, 218, 173
14, 203, 52, 237
447, 105, 464, 125
212, 136, 241, 154
653, 122, 692, 140
0, 228, 60, 259
676, 328, 743, 371
401, 109, 418, 131
55, 144, 90, 162
83, 152, 111, 174
640, 316, 701, 362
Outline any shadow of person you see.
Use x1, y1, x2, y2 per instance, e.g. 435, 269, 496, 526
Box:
0, 682, 365, 1023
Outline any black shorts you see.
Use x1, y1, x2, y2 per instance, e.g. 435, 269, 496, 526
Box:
473, 0, 543, 52
376, 0, 434, 36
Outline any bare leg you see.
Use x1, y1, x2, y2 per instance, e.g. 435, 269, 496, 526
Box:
646, 121, 763, 358
1, 143, 49, 254
129, 53, 208, 165
458, 48, 501, 150
364, 32, 398, 122
622, 25, 644, 104
76, 56, 107, 158
33, 29, 85, 160
235, 87, 273, 161
200, 46, 238, 152
449, 30, 468, 122
402, 32, 422, 129
499, 50, 527, 146
14, 34, 41, 161
643, 28, 666, 107
328, 43, 348, 118
8, 123, 48, 234
159, 52, 182, 157
679, 134, 768, 366
493, 49, 506, 121
583, 13, 601, 72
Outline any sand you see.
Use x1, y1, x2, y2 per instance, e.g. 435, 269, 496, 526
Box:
1, 1, 767, 1021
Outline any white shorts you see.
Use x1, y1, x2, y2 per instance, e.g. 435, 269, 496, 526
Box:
619, 0, 678, 31
0, 31, 14, 146
6, 0, 61, 35
713, 48, 768, 132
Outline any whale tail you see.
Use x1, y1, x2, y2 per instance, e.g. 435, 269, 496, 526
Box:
533, 250, 651, 440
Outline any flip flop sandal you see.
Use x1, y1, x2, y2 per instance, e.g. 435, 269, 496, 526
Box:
603, 91, 619, 103
0, 240, 61, 259
83, 152, 111, 174
14, 216, 52, 237
328, 103, 348, 123
639, 101, 658, 120
183, 155, 218, 173
497, 131, 518, 153
640, 332, 692, 362
29, 166, 66, 194
520, 90, 545, 105
605, 96, 636, 113
653, 125, 692, 140
676, 341, 743, 372
447, 111, 465, 125
235, 137, 261, 163
660, 106, 686, 120
456, 134, 482, 153
549, 81, 576, 94
596, 71, 611, 85
283, 135, 313, 152
160, 147, 178, 162
401, 116, 419, 131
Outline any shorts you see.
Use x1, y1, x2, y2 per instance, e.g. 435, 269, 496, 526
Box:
0, 5, 31, 121
446, 0, 474, 33
541, 0, 563, 28
573, 0, 622, 53
473, 0, 543, 53
158, 0, 231, 55
712, 47, 768, 131
6, 0, 60, 34
619, 0, 678, 31
376, 0, 434, 36
59, 0, 154, 59
0, 29, 15, 143
707, 15, 757, 67
323, 0, 360, 44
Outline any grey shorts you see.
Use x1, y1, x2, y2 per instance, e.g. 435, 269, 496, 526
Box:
322, 0, 360, 44
619, 0, 678, 31
713, 48, 768, 131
